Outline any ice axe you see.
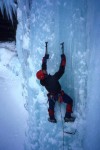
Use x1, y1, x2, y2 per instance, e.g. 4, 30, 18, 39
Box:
45, 42, 49, 59
60, 42, 64, 54
45, 42, 48, 55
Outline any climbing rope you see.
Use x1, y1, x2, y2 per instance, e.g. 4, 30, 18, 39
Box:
59, 103, 65, 150
59, 102, 77, 150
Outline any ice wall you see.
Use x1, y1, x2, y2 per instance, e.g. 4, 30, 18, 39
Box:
84, 0, 100, 149
16, 0, 88, 150
0, 0, 100, 150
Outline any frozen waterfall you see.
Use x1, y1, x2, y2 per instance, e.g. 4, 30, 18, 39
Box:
0, 0, 100, 150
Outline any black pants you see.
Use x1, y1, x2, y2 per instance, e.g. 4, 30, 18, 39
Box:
48, 92, 73, 114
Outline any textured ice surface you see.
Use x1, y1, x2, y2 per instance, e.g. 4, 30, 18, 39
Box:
0, 0, 100, 150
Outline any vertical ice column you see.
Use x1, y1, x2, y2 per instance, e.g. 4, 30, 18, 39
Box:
84, 0, 100, 149
58, 0, 88, 121
16, 0, 90, 150
58, 1, 88, 149
16, 1, 63, 150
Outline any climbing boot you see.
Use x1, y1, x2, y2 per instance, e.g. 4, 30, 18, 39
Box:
48, 117, 57, 123
64, 112, 75, 122
64, 116, 75, 122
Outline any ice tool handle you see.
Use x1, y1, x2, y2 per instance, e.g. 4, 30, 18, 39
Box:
60, 42, 64, 54
45, 42, 48, 55
45, 42, 49, 59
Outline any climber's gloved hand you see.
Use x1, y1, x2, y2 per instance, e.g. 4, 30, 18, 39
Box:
61, 54, 66, 66
61, 54, 66, 59
45, 54, 49, 59
42, 54, 49, 63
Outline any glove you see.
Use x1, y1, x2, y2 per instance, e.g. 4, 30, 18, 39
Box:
61, 54, 66, 59
42, 57, 46, 63
42, 54, 49, 63
61, 54, 66, 66
45, 54, 49, 59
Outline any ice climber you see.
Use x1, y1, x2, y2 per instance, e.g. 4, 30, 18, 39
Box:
36, 47, 75, 123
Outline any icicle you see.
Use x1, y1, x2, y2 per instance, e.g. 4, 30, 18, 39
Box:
0, 1, 4, 15
0, 0, 17, 21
